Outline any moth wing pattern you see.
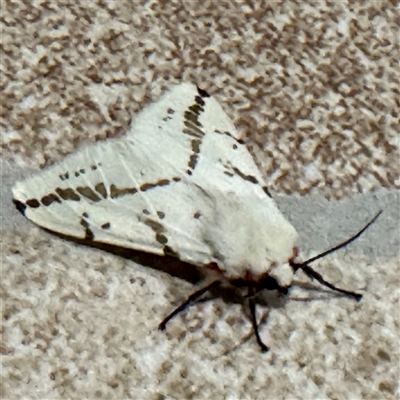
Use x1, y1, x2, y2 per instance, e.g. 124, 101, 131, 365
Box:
13, 83, 298, 276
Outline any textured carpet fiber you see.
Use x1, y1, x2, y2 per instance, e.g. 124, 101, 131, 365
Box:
1, 2, 399, 399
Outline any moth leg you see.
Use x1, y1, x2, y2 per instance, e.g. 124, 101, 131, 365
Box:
295, 263, 362, 301
248, 297, 269, 353
158, 280, 221, 331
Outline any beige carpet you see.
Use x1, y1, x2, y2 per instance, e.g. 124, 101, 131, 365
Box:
1, 2, 399, 399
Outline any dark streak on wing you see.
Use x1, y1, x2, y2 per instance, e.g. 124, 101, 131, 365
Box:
143, 219, 165, 233
230, 166, 272, 198
186, 106, 203, 126
95, 182, 107, 198
184, 90, 210, 174
80, 217, 94, 241
183, 120, 204, 138
101, 222, 111, 229
213, 132, 273, 199
232, 167, 258, 184
183, 99, 205, 139
56, 188, 80, 201
110, 185, 137, 199
20, 175, 182, 211
194, 95, 205, 107
76, 186, 102, 202
214, 129, 246, 145
157, 211, 165, 219
188, 139, 201, 170
140, 179, 170, 192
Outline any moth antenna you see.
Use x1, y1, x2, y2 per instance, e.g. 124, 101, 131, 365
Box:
290, 210, 382, 301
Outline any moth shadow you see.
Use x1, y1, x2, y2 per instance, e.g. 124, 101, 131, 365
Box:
288, 279, 364, 302
200, 280, 362, 357
200, 279, 358, 309
50, 230, 358, 304
50, 230, 206, 284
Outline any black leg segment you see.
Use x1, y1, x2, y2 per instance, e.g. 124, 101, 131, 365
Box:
248, 297, 269, 353
158, 280, 221, 331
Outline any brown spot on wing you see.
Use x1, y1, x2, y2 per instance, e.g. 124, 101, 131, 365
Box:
95, 182, 107, 198
143, 219, 165, 233
110, 185, 137, 199
140, 179, 170, 192
183, 122, 204, 138
59, 172, 69, 181
194, 95, 205, 107
41, 193, 61, 206
182, 93, 207, 140
156, 233, 168, 245
26, 199, 40, 208
56, 188, 80, 201
188, 139, 202, 170
157, 211, 165, 219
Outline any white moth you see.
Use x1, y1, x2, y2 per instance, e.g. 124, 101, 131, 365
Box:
13, 83, 381, 352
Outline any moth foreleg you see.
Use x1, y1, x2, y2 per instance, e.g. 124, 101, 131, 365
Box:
248, 297, 269, 353
158, 280, 221, 331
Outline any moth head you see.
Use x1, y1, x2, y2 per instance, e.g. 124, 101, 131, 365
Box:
258, 273, 290, 295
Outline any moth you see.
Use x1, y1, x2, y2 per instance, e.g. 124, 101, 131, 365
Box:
13, 83, 381, 352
